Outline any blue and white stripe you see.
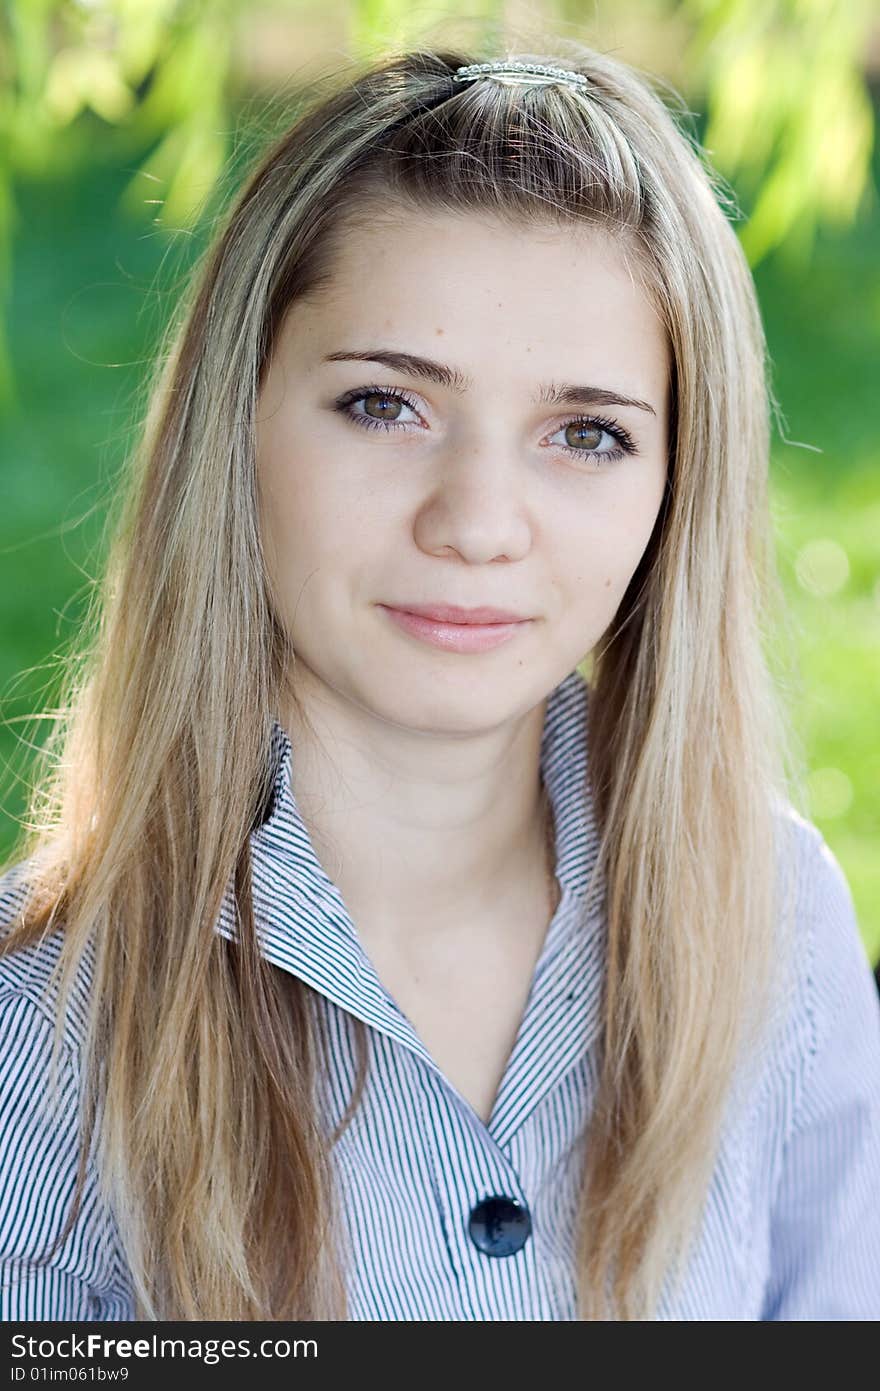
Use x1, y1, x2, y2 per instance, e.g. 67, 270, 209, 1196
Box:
2, 667, 880, 1319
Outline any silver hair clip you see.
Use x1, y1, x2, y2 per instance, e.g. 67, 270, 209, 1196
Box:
451, 60, 590, 91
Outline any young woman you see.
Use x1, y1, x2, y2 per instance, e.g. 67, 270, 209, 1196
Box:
1, 45, 879, 1322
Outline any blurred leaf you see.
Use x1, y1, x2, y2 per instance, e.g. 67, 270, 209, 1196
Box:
114, 0, 182, 88
119, 15, 231, 143
45, 47, 135, 125
6, 0, 53, 106
127, 119, 227, 225
682, 0, 876, 268
116, 14, 231, 225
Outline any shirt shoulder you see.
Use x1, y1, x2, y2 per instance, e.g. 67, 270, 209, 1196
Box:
0, 858, 131, 1319
768, 799, 876, 1090
754, 801, 880, 1317
0, 855, 94, 1057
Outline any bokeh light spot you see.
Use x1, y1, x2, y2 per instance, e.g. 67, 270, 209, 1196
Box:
795, 538, 850, 597
808, 766, 854, 820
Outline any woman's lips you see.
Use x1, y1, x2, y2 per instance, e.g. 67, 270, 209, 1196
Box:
385, 602, 528, 624
377, 604, 531, 653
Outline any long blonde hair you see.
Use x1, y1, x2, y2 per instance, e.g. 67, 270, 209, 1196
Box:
0, 40, 806, 1319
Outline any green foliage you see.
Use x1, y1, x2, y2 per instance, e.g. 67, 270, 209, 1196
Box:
680, 0, 876, 269
0, 0, 237, 408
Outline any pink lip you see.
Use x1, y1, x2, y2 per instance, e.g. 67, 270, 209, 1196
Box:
378, 604, 532, 653
384, 602, 528, 624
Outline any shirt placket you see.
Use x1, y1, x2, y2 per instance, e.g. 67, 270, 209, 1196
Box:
404, 887, 604, 1319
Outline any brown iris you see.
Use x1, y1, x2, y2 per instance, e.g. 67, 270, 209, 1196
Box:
362, 392, 402, 419
564, 421, 602, 450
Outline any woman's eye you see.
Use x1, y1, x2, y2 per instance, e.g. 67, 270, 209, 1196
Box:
547, 418, 636, 466
334, 387, 421, 432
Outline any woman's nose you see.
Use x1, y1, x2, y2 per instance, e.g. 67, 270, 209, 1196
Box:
411, 441, 534, 564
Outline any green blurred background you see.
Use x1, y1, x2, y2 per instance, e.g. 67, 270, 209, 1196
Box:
1, 0, 878, 964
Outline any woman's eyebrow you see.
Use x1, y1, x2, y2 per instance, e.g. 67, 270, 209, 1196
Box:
322, 347, 657, 416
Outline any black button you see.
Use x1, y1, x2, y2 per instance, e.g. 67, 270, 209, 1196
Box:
467, 1195, 532, 1257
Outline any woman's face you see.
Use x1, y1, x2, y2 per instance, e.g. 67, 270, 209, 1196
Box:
256, 209, 669, 734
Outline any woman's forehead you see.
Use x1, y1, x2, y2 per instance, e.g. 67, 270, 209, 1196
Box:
274, 210, 668, 391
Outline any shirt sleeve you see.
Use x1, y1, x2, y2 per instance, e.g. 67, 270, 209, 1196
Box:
0, 989, 131, 1320
761, 837, 880, 1319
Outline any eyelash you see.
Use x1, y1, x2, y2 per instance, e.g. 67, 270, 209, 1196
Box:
331, 384, 638, 467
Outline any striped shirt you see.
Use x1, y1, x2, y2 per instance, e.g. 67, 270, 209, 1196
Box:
2, 667, 880, 1319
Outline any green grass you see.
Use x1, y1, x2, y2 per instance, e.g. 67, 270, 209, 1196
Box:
1, 128, 878, 963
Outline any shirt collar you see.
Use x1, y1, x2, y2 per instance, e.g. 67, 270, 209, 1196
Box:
213, 666, 601, 1070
